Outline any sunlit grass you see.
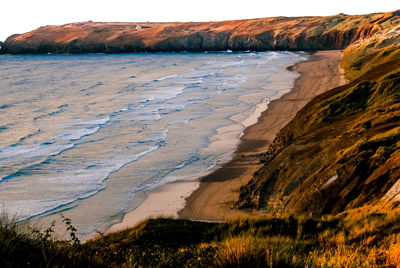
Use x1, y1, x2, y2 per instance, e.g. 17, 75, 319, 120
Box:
2, 202, 400, 267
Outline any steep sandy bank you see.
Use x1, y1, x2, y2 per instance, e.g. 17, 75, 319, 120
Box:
178, 50, 346, 221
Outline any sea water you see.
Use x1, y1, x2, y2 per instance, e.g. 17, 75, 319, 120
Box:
0, 52, 307, 237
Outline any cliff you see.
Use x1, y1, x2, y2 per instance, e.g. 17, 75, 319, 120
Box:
1, 11, 399, 54
238, 11, 400, 216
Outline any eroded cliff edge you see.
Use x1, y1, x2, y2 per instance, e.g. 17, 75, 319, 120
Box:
1, 11, 399, 54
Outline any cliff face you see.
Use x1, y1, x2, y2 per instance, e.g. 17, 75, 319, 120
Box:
341, 10, 400, 80
238, 17, 400, 215
1, 11, 399, 54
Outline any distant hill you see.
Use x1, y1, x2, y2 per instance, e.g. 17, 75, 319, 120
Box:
0, 11, 399, 54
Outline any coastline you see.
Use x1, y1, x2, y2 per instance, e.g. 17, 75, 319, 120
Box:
106, 50, 346, 234
178, 50, 347, 221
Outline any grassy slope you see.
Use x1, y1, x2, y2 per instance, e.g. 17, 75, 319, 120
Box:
340, 10, 400, 80
238, 12, 400, 216
3, 203, 400, 267
83, 204, 400, 267
238, 58, 400, 215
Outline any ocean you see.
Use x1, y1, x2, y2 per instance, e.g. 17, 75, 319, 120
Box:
0, 52, 307, 237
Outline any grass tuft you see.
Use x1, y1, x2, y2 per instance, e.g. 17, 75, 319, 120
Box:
3, 203, 400, 266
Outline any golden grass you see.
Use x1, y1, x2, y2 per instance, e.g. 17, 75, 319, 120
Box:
2, 202, 400, 267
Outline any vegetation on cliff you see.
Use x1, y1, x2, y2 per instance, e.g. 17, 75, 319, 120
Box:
238, 58, 400, 215
238, 11, 400, 217
340, 10, 400, 80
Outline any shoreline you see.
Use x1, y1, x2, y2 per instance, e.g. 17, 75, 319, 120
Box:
178, 50, 347, 221
105, 50, 345, 234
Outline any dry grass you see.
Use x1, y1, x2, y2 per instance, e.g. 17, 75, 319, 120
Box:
2, 202, 400, 267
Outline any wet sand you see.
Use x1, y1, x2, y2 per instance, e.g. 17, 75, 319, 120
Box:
178, 50, 347, 221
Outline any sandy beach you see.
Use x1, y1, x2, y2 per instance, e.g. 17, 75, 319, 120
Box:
107, 50, 346, 233
178, 50, 347, 221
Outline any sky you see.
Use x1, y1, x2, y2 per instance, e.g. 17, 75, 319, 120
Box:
0, 0, 398, 41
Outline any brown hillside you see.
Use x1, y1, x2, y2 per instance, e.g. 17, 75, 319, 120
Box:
238, 55, 400, 216
1, 11, 399, 53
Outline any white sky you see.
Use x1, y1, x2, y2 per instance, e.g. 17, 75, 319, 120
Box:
0, 0, 398, 41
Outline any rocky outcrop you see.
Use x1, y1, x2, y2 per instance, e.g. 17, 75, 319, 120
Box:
1, 11, 399, 54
